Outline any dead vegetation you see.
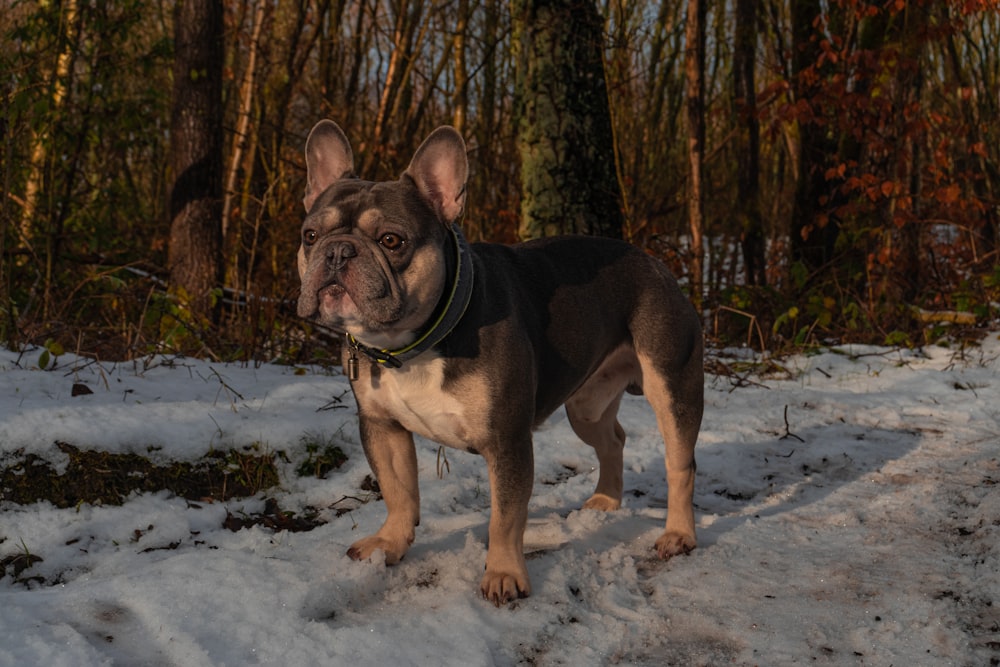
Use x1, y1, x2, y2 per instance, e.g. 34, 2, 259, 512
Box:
0, 442, 287, 508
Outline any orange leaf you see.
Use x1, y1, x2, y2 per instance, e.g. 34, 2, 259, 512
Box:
878, 245, 892, 265
938, 183, 961, 204
881, 181, 895, 197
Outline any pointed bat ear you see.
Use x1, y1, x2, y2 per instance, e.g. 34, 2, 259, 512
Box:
303, 120, 354, 212
404, 126, 468, 224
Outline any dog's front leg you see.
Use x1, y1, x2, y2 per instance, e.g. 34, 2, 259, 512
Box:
480, 441, 534, 606
346, 414, 420, 565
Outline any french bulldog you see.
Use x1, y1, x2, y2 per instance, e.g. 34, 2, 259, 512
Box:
297, 120, 703, 606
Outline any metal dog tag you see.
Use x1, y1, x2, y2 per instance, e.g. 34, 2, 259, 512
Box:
347, 352, 359, 381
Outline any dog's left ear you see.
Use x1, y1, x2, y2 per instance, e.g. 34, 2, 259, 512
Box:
405, 127, 468, 224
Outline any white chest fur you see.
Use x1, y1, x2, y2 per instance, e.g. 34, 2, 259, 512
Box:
359, 354, 488, 450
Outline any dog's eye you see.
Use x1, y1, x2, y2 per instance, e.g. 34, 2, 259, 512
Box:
303, 229, 317, 246
379, 233, 405, 251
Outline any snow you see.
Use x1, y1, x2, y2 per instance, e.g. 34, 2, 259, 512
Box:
2, 336, 999, 666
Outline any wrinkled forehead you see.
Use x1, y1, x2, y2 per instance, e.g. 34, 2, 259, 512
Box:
304, 178, 433, 231
307, 178, 372, 217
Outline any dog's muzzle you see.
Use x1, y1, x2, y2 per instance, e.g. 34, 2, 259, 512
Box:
297, 238, 358, 319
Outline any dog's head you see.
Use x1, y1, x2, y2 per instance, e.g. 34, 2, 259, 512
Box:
297, 121, 468, 350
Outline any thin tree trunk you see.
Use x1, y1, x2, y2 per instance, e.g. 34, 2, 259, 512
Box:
368, 0, 424, 174
892, 3, 927, 302
734, 0, 765, 286
790, 0, 839, 275
168, 0, 225, 320
20, 0, 78, 249
452, 0, 469, 136
222, 0, 266, 242
685, 0, 706, 307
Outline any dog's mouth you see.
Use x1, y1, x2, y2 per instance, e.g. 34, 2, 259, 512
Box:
319, 279, 346, 299
298, 276, 350, 320
317, 279, 350, 312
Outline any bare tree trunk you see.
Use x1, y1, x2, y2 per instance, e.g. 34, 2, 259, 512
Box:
685, 0, 706, 307
945, 5, 998, 261
790, 0, 839, 276
222, 0, 266, 243
168, 0, 224, 320
467, 0, 506, 243
512, 0, 624, 239
20, 0, 78, 250
891, 2, 928, 303
367, 0, 425, 175
734, 0, 765, 286
452, 0, 470, 136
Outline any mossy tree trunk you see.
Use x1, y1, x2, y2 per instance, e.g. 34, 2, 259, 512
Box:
511, 0, 624, 240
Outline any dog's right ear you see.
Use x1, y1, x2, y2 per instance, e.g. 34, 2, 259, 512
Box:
304, 120, 355, 212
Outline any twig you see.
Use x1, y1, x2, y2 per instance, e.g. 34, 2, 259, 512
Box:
436, 446, 451, 479
317, 390, 350, 412
779, 405, 804, 442
207, 366, 244, 408
714, 305, 767, 352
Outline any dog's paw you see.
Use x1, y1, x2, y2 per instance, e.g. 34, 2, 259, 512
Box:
654, 531, 696, 560
582, 493, 621, 512
347, 536, 407, 565
480, 570, 531, 607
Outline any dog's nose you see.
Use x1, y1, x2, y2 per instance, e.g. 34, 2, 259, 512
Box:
325, 241, 357, 272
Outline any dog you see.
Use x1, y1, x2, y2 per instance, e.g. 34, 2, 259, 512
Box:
297, 120, 703, 606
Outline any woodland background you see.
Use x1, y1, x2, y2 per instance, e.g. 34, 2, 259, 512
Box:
1, 0, 998, 364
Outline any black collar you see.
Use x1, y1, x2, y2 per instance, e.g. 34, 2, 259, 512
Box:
347, 224, 474, 369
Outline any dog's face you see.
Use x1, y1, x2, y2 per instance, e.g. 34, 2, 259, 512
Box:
297, 122, 468, 350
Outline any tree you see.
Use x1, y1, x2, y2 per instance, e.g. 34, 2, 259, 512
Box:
20, 0, 79, 252
511, 0, 624, 240
168, 0, 224, 319
734, 0, 765, 286
789, 0, 840, 276
685, 0, 707, 305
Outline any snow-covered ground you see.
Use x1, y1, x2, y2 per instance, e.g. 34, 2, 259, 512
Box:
1, 335, 998, 666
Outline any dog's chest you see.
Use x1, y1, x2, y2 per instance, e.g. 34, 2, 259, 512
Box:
361, 355, 487, 450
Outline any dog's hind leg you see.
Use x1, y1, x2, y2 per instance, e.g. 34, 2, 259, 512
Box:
565, 344, 639, 512
636, 344, 702, 559
567, 392, 626, 511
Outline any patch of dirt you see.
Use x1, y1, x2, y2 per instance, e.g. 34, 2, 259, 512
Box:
222, 497, 326, 533
0, 441, 287, 507
0, 551, 44, 584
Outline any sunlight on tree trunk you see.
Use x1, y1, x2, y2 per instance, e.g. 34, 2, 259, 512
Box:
222, 0, 266, 245
452, 0, 469, 136
20, 0, 78, 253
512, 0, 624, 240
367, 1, 426, 175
